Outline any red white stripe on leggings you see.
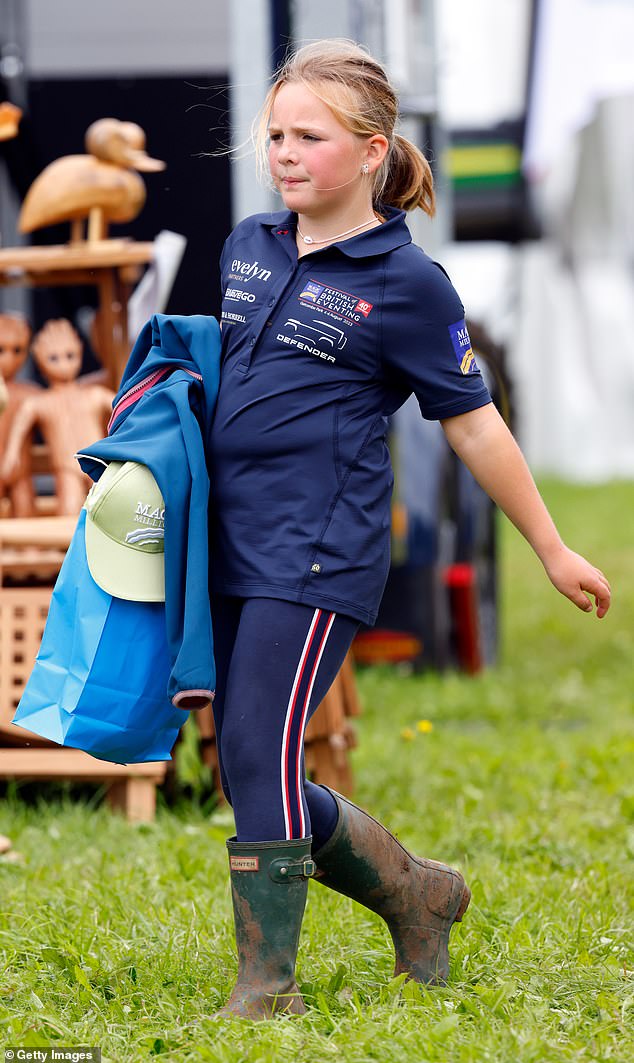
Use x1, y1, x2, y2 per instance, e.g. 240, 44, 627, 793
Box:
280, 608, 336, 839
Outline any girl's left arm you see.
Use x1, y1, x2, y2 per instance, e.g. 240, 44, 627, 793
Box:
440, 403, 611, 617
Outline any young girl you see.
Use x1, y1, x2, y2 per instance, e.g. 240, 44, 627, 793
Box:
207, 39, 610, 1019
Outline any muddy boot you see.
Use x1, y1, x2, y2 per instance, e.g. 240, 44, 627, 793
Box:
217, 836, 315, 1019
312, 789, 470, 985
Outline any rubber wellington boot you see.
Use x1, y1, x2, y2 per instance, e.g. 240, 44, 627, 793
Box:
216, 836, 315, 1019
312, 788, 470, 985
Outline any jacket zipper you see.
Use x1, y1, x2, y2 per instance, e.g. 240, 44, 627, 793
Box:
107, 366, 203, 433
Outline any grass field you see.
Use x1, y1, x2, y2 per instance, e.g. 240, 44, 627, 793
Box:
1, 480, 633, 1062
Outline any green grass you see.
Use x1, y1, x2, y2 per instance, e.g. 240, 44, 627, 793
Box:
1, 479, 633, 1062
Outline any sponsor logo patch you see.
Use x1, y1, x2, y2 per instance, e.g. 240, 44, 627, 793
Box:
300, 281, 325, 302
277, 317, 347, 363
299, 280, 373, 323
448, 319, 478, 374
227, 259, 272, 284
230, 856, 260, 871
225, 287, 256, 303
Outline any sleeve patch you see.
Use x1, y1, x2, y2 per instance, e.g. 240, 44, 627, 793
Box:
448, 320, 478, 374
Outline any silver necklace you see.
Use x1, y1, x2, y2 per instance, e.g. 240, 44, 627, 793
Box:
296, 217, 380, 245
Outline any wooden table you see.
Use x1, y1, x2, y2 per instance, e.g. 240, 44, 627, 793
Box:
0, 240, 154, 387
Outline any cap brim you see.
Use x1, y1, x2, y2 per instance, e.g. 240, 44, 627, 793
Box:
85, 516, 165, 602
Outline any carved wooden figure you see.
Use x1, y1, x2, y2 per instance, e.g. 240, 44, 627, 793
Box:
18, 118, 165, 243
0, 320, 114, 515
0, 315, 38, 518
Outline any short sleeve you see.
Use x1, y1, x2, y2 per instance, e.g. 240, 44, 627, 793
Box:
381, 251, 492, 420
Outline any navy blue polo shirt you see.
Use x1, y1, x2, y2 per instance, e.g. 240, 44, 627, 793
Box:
207, 206, 491, 625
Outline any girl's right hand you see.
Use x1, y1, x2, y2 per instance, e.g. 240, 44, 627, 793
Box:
543, 544, 611, 617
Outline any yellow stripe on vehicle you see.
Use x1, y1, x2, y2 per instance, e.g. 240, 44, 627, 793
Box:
446, 143, 521, 179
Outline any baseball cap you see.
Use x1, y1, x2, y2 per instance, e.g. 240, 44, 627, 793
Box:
84, 461, 165, 602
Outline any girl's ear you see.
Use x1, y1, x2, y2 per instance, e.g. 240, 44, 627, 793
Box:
364, 134, 390, 173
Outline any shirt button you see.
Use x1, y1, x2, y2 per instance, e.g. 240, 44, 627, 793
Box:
268, 298, 275, 307
249, 336, 256, 345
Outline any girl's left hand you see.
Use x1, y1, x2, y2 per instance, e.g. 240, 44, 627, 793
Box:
543, 546, 611, 618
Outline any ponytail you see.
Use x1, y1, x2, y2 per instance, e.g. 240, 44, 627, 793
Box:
379, 135, 435, 216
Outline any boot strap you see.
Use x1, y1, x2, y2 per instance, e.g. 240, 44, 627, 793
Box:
269, 857, 316, 883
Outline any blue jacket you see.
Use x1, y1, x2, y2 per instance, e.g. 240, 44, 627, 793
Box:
78, 314, 221, 708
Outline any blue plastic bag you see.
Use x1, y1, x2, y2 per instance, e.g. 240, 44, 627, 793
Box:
12, 510, 188, 764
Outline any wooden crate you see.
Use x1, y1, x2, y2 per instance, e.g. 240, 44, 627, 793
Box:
0, 587, 51, 737
0, 520, 166, 821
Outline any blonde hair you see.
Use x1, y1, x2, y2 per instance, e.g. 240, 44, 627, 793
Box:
255, 39, 435, 216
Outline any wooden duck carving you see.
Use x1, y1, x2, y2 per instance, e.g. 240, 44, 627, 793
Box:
18, 118, 165, 243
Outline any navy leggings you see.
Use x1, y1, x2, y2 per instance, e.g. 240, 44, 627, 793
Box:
210, 596, 359, 845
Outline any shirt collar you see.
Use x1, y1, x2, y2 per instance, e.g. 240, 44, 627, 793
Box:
260, 205, 412, 258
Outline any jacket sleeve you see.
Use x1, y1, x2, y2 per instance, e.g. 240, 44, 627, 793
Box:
77, 371, 216, 711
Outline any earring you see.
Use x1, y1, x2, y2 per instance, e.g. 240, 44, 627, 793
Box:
361, 163, 369, 174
